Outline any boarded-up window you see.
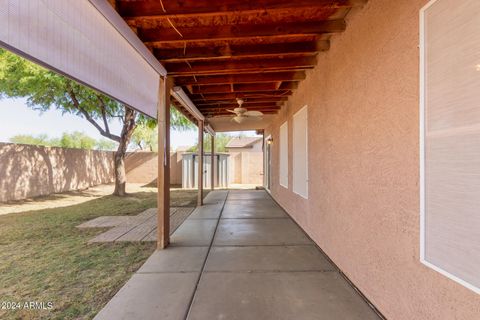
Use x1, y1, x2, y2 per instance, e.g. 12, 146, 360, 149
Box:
420, 0, 480, 293
279, 121, 288, 188
293, 106, 308, 198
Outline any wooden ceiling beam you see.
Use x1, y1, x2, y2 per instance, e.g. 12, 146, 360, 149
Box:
191, 82, 298, 94
118, 0, 367, 19
199, 102, 280, 109
156, 41, 328, 62
139, 20, 345, 44
193, 97, 288, 105
175, 71, 306, 86
204, 110, 279, 117
166, 57, 316, 76
190, 91, 293, 101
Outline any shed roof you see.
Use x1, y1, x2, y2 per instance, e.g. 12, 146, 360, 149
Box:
226, 136, 262, 148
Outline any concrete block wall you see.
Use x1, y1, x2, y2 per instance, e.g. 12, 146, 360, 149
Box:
228, 152, 263, 185
125, 151, 183, 186
0, 142, 115, 202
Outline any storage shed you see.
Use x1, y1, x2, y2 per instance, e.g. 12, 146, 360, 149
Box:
181, 153, 229, 189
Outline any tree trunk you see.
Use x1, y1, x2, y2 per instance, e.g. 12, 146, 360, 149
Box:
113, 107, 137, 196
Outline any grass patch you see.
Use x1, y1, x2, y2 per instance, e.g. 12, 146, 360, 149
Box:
0, 191, 160, 320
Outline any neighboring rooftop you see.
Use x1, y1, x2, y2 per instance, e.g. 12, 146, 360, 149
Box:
226, 136, 262, 148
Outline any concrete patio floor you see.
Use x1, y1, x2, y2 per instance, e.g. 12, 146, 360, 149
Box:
94, 190, 381, 320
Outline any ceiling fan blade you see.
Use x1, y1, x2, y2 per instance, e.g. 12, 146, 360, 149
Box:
233, 116, 245, 124
244, 110, 264, 117
234, 107, 247, 114
226, 109, 237, 114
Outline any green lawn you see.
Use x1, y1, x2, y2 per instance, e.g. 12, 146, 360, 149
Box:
0, 189, 200, 320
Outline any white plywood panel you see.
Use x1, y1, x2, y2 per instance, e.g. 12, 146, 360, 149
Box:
293, 106, 308, 199
0, 0, 160, 118
421, 0, 480, 293
279, 121, 288, 188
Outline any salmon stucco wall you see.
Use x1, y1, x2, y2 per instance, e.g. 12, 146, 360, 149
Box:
0, 143, 114, 202
125, 151, 183, 185
265, 0, 480, 319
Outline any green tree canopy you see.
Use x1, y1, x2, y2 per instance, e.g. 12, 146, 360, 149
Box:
9, 132, 118, 151
188, 133, 239, 153
131, 122, 158, 151
9, 134, 51, 146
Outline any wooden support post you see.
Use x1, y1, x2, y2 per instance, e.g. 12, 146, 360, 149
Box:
198, 120, 204, 206
157, 76, 173, 249
211, 135, 215, 191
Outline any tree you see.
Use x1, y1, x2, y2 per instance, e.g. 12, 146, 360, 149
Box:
10, 134, 52, 146
188, 133, 237, 153
0, 48, 190, 195
95, 138, 117, 151
131, 108, 195, 152
9, 132, 118, 150
60, 131, 96, 149
131, 121, 158, 151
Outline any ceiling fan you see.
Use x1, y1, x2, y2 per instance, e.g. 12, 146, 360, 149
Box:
227, 98, 263, 124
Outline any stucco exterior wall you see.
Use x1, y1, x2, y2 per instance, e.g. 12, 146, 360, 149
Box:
228, 151, 263, 185
228, 152, 243, 184
240, 152, 263, 185
265, 0, 480, 319
0, 143, 114, 202
125, 151, 183, 185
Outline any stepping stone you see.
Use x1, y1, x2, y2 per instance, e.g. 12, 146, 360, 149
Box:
116, 217, 157, 242
137, 208, 158, 218
76, 216, 129, 228
142, 228, 157, 242
89, 225, 135, 243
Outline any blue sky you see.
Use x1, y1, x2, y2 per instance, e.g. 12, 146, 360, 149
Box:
0, 97, 257, 149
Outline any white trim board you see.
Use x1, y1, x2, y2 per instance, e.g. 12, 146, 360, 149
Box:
292, 105, 308, 199
279, 121, 289, 189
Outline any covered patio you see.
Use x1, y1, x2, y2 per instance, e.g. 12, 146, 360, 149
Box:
94, 190, 380, 320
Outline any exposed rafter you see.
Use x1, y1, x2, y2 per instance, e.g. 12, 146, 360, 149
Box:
190, 90, 293, 101
155, 41, 328, 62
166, 57, 316, 76
118, 0, 367, 19
139, 20, 345, 44
175, 71, 306, 86
190, 82, 298, 94
199, 102, 280, 109
193, 97, 289, 105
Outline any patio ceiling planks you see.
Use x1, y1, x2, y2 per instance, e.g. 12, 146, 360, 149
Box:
113, 0, 366, 118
